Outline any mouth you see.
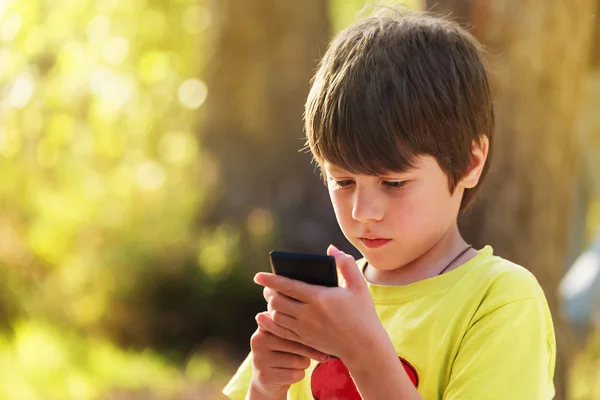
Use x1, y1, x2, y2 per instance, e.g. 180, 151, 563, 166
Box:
359, 238, 392, 249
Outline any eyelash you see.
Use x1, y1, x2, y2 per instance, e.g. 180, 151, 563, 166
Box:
331, 179, 407, 190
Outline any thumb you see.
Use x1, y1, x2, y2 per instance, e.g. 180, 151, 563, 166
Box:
327, 244, 365, 291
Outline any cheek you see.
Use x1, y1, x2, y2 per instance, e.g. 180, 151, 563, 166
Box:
328, 190, 342, 216
388, 186, 452, 235
329, 191, 353, 227
386, 198, 424, 236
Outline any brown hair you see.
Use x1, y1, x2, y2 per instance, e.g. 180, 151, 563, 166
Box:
304, 10, 494, 211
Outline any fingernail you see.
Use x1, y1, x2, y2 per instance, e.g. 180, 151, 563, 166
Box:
328, 244, 341, 255
320, 355, 329, 362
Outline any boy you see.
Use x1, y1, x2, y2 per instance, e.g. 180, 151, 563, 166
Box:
223, 10, 556, 400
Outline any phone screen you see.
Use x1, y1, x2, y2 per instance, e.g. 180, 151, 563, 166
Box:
269, 251, 338, 287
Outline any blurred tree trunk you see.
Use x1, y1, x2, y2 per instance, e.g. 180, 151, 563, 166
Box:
201, 0, 352, 259
200, 0, 356, 358
593, 0, 600, 67
427, 1, 598, 399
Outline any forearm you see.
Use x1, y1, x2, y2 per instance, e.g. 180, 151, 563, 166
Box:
246, 381, 287, 400
343, 334, 423, 400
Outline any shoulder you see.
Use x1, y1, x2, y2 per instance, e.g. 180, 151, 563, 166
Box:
472, 248, 546, 302
462, 247, 550, 320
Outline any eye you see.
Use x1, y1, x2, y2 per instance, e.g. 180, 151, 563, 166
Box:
330, 179, 354, 189
382, 180, 407, 189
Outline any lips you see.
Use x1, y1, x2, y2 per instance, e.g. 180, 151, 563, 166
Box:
359, 238, 391, 248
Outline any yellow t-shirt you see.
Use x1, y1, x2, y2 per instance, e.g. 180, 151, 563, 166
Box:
223, 246, 556, 399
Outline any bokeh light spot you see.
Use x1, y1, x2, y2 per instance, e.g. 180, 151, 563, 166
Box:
102, 36, 129, 65
0, 128, 21, 157
135, 160, 166, 191
87, 15, 111, 44
1, 13, 21, 42
158, 131, 197, 165
139, 50, 170, 83
247, 208, 274, 237
198, 226, 239, 277
9, 72, 34, 109
177, 79, 207, 109
182, 6, 210, 34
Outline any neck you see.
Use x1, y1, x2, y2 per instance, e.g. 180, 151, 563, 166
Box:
364, 223, 476, 286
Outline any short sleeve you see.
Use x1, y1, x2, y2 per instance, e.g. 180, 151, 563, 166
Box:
443, 298, 555, 399
223, 352, 253, 400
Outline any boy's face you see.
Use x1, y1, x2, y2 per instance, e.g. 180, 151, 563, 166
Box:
324, 156, 463, 271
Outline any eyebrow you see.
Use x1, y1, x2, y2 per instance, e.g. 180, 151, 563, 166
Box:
324, 158, 424, 176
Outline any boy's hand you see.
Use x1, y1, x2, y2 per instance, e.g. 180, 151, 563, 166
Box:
254, 245, 388, 363
248, 325, 329, 399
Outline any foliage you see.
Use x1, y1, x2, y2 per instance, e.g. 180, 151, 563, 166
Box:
0, 320, 232, 400
0, 0, 228, 345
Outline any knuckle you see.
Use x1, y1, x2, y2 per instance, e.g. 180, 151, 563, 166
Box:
252, 348, 275, 368
280, 326, 293, 341
250, 329, 260, 343
250, 336, 260, 351
270, 293, 282, 309
291, 369, 306, 383
312, 348, 326, 359
271, 310, 282, 324
253, 367, 268, 383
313, 292, 326, 306
296, 356, 310, 370
277, 328, 290, 341
282, 280, 293, 295
250, 330, 266, 349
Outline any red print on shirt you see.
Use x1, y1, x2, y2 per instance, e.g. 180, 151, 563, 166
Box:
311, 355, 419, 400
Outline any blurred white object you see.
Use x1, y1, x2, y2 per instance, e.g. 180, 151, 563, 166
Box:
559, 231, 600, 342
560, 251, 600, 299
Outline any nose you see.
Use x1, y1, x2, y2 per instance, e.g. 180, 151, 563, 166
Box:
351, 187, 384, 223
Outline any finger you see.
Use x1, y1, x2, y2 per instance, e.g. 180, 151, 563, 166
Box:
271, 310, 297, 331
265, 288, 303, 318
257, 325, 329, 362
267, 302, 281, 318
264, 367, 306, 386
266, 302, 290, 321
266, 304, 297, 327
256, 312, 300, 342
327, 244, 364, 290
255, 273, 319, 303
259, 351, 311, 370
265, 287, 300, 303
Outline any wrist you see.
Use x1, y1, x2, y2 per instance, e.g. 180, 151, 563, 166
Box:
247, 379, 287, 400
342, 329, 396, 373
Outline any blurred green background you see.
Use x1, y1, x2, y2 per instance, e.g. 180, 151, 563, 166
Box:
0, 0, 599, 399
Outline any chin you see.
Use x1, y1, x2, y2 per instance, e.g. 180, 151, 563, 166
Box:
361, 252, 400, 271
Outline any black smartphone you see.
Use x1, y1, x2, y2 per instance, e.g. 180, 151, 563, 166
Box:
269, 251, 338, 287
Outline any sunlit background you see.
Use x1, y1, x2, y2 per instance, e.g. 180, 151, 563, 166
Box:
0, 0, 599, 399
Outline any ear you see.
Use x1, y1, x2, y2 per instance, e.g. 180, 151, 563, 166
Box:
460, 135, 489, 189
